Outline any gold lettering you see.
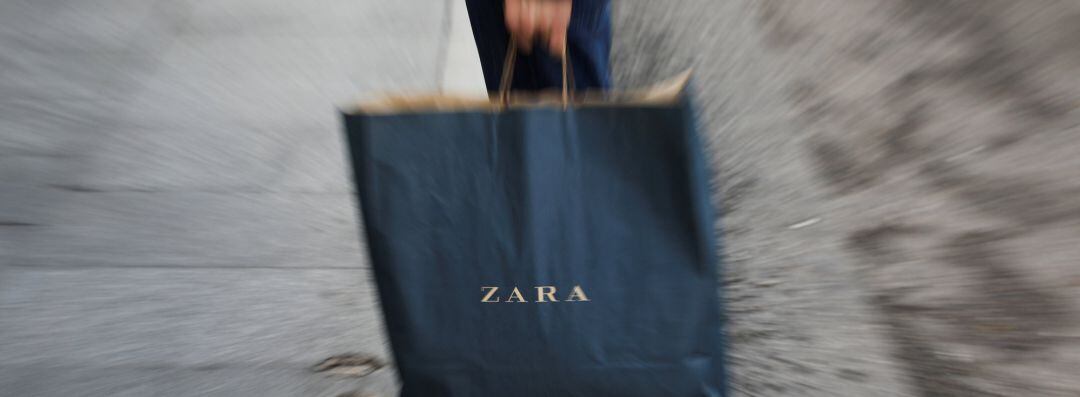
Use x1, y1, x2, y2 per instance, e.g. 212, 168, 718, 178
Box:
535, 286, 558, 303
506, 287, 527, 303
481, 286, 500, 303
565, 285, 590, 302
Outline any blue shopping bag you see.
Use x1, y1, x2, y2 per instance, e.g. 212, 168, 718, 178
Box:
342, 66, 726, 396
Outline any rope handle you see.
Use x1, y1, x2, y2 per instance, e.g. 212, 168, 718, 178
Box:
497, 37, 574, 109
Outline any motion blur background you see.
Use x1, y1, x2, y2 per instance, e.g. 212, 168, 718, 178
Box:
2, 0, 1079, 396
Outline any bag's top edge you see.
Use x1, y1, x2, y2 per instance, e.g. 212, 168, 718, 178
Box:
345, 70, 692, 115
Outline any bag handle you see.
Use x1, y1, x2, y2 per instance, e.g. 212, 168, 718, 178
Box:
497, 37, 575, 109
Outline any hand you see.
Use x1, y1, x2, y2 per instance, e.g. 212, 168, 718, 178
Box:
504, 0, 572, 56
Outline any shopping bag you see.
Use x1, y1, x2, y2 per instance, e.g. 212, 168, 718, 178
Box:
342, 51, 726, 396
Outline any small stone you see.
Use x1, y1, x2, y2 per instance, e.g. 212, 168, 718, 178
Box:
337, 392, 378, 397
755, 279, 782, 287
788, 217, 821, 229
313, 354, 385, 377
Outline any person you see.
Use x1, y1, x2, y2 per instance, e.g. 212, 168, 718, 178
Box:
464, 0, 612, 93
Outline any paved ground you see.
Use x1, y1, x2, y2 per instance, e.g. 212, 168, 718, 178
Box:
0, 0, 484, 395
3, 0, 1080, 396
614, 0, 1080, 395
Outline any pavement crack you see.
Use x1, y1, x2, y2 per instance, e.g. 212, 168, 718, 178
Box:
313, 354, 385, 377
0, 220, 40, 227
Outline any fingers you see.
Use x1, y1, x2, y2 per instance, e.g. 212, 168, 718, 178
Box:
505, 0, 571, 56
534, 0, 554, 50
548, 0, 571, 57
518, 0, 536, 53
504, 0, 522, 49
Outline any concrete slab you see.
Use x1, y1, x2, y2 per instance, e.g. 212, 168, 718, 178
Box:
87, 122, 349, 193
0, 189, 366, 268
115, 35, 442, 132
439, 0, 487, 96
181, 0, 444, 38
0, 365, 397, 397
0, 267, 387, 366
0, 0, 180, 52
0, 99, 122, 158
0, 50, 157, 100
0, 35, 449, 191
0, 104, 351, 192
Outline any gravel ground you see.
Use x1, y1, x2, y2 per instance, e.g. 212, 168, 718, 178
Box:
613, 0, 1080, 395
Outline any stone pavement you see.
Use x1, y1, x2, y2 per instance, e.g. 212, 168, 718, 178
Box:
614, 0, 1080, 395
1, 0, 481, 395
